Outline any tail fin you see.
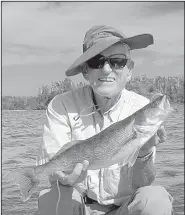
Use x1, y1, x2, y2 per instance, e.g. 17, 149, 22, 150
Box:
16, 167, 39, 202
19, 167, 39, 202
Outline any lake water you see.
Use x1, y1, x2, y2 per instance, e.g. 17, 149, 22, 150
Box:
2, 105, 184, 215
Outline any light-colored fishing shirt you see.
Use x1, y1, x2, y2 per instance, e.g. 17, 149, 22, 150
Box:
36, 85, 156, 206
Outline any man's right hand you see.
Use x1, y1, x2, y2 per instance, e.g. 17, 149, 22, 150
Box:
49, 160, 89, 186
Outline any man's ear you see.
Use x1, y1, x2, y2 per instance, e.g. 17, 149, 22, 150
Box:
82, 71, 89, 81
127, 69, 132, 82
81, 63, 89, 81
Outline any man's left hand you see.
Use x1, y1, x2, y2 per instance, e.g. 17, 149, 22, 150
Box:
139, 125, 166, 157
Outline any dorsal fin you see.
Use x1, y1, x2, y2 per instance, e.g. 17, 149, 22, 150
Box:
51, 140, 83, 159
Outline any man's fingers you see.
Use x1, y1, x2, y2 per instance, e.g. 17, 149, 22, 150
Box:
52, 171, 66, 184
70, 160, 89, 184
150, 94, 167, 144
82, 160, 89, 171
74, 160, 89, 184
61, 163, 83, 185
66, 161, 89, 185
157, 125, 166, 143
55, 171, 66, 178
53, 160, 89, 186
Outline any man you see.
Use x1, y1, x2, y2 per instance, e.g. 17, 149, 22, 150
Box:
37, 25, 173, 215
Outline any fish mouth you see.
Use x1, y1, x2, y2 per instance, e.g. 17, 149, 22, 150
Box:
98, 77, 115, 82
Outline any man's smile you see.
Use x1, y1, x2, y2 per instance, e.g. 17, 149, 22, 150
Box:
98, 77, 115, 82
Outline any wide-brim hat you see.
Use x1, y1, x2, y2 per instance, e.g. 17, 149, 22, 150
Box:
65, 25, 154, 76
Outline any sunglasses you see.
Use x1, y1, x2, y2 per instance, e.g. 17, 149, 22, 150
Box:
86, 54, 129, 69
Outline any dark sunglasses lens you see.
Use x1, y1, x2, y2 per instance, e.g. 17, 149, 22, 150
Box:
87, 55, 128, 69
109, 58, 127, 68
87, 55, 104, 69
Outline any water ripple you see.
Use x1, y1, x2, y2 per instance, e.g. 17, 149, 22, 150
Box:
2, 106, 184, 215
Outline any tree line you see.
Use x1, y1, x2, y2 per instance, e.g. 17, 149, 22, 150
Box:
2, 76, 184, 110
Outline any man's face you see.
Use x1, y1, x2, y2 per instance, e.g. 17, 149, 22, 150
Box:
84, 43, 133, 98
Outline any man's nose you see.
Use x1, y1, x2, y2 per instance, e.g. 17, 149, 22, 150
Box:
101, 61, 112, 74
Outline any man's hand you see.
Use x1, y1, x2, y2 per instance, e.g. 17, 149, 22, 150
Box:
139, 125, 167, 157
138, 93, 167, 157
146, 125, 166, 148
49, 160, 89, 186
157, 125, 166, 143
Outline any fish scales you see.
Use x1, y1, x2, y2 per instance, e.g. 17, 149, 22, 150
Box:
6, 95, 172, 202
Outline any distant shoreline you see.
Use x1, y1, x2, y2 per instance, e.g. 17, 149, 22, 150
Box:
2, 76, 184, 110
2, 102, 182, 111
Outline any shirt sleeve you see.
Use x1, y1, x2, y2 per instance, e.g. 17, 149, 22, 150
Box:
36, 95, 72, 166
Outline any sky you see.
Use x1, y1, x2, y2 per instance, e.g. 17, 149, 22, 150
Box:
2, 2, 184, 96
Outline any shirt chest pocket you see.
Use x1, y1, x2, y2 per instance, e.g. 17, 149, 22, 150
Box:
71, 115, 97, 141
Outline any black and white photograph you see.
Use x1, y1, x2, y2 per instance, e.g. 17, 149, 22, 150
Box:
2, 2, 184, 215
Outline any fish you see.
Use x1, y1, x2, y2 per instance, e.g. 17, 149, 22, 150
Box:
7, 94, 172, 202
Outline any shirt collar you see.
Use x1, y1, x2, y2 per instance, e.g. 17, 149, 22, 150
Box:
89, 86, 128, 121
106, 89, 127, 122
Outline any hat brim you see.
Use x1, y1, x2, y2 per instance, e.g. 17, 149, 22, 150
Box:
65, 33, 153, 76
